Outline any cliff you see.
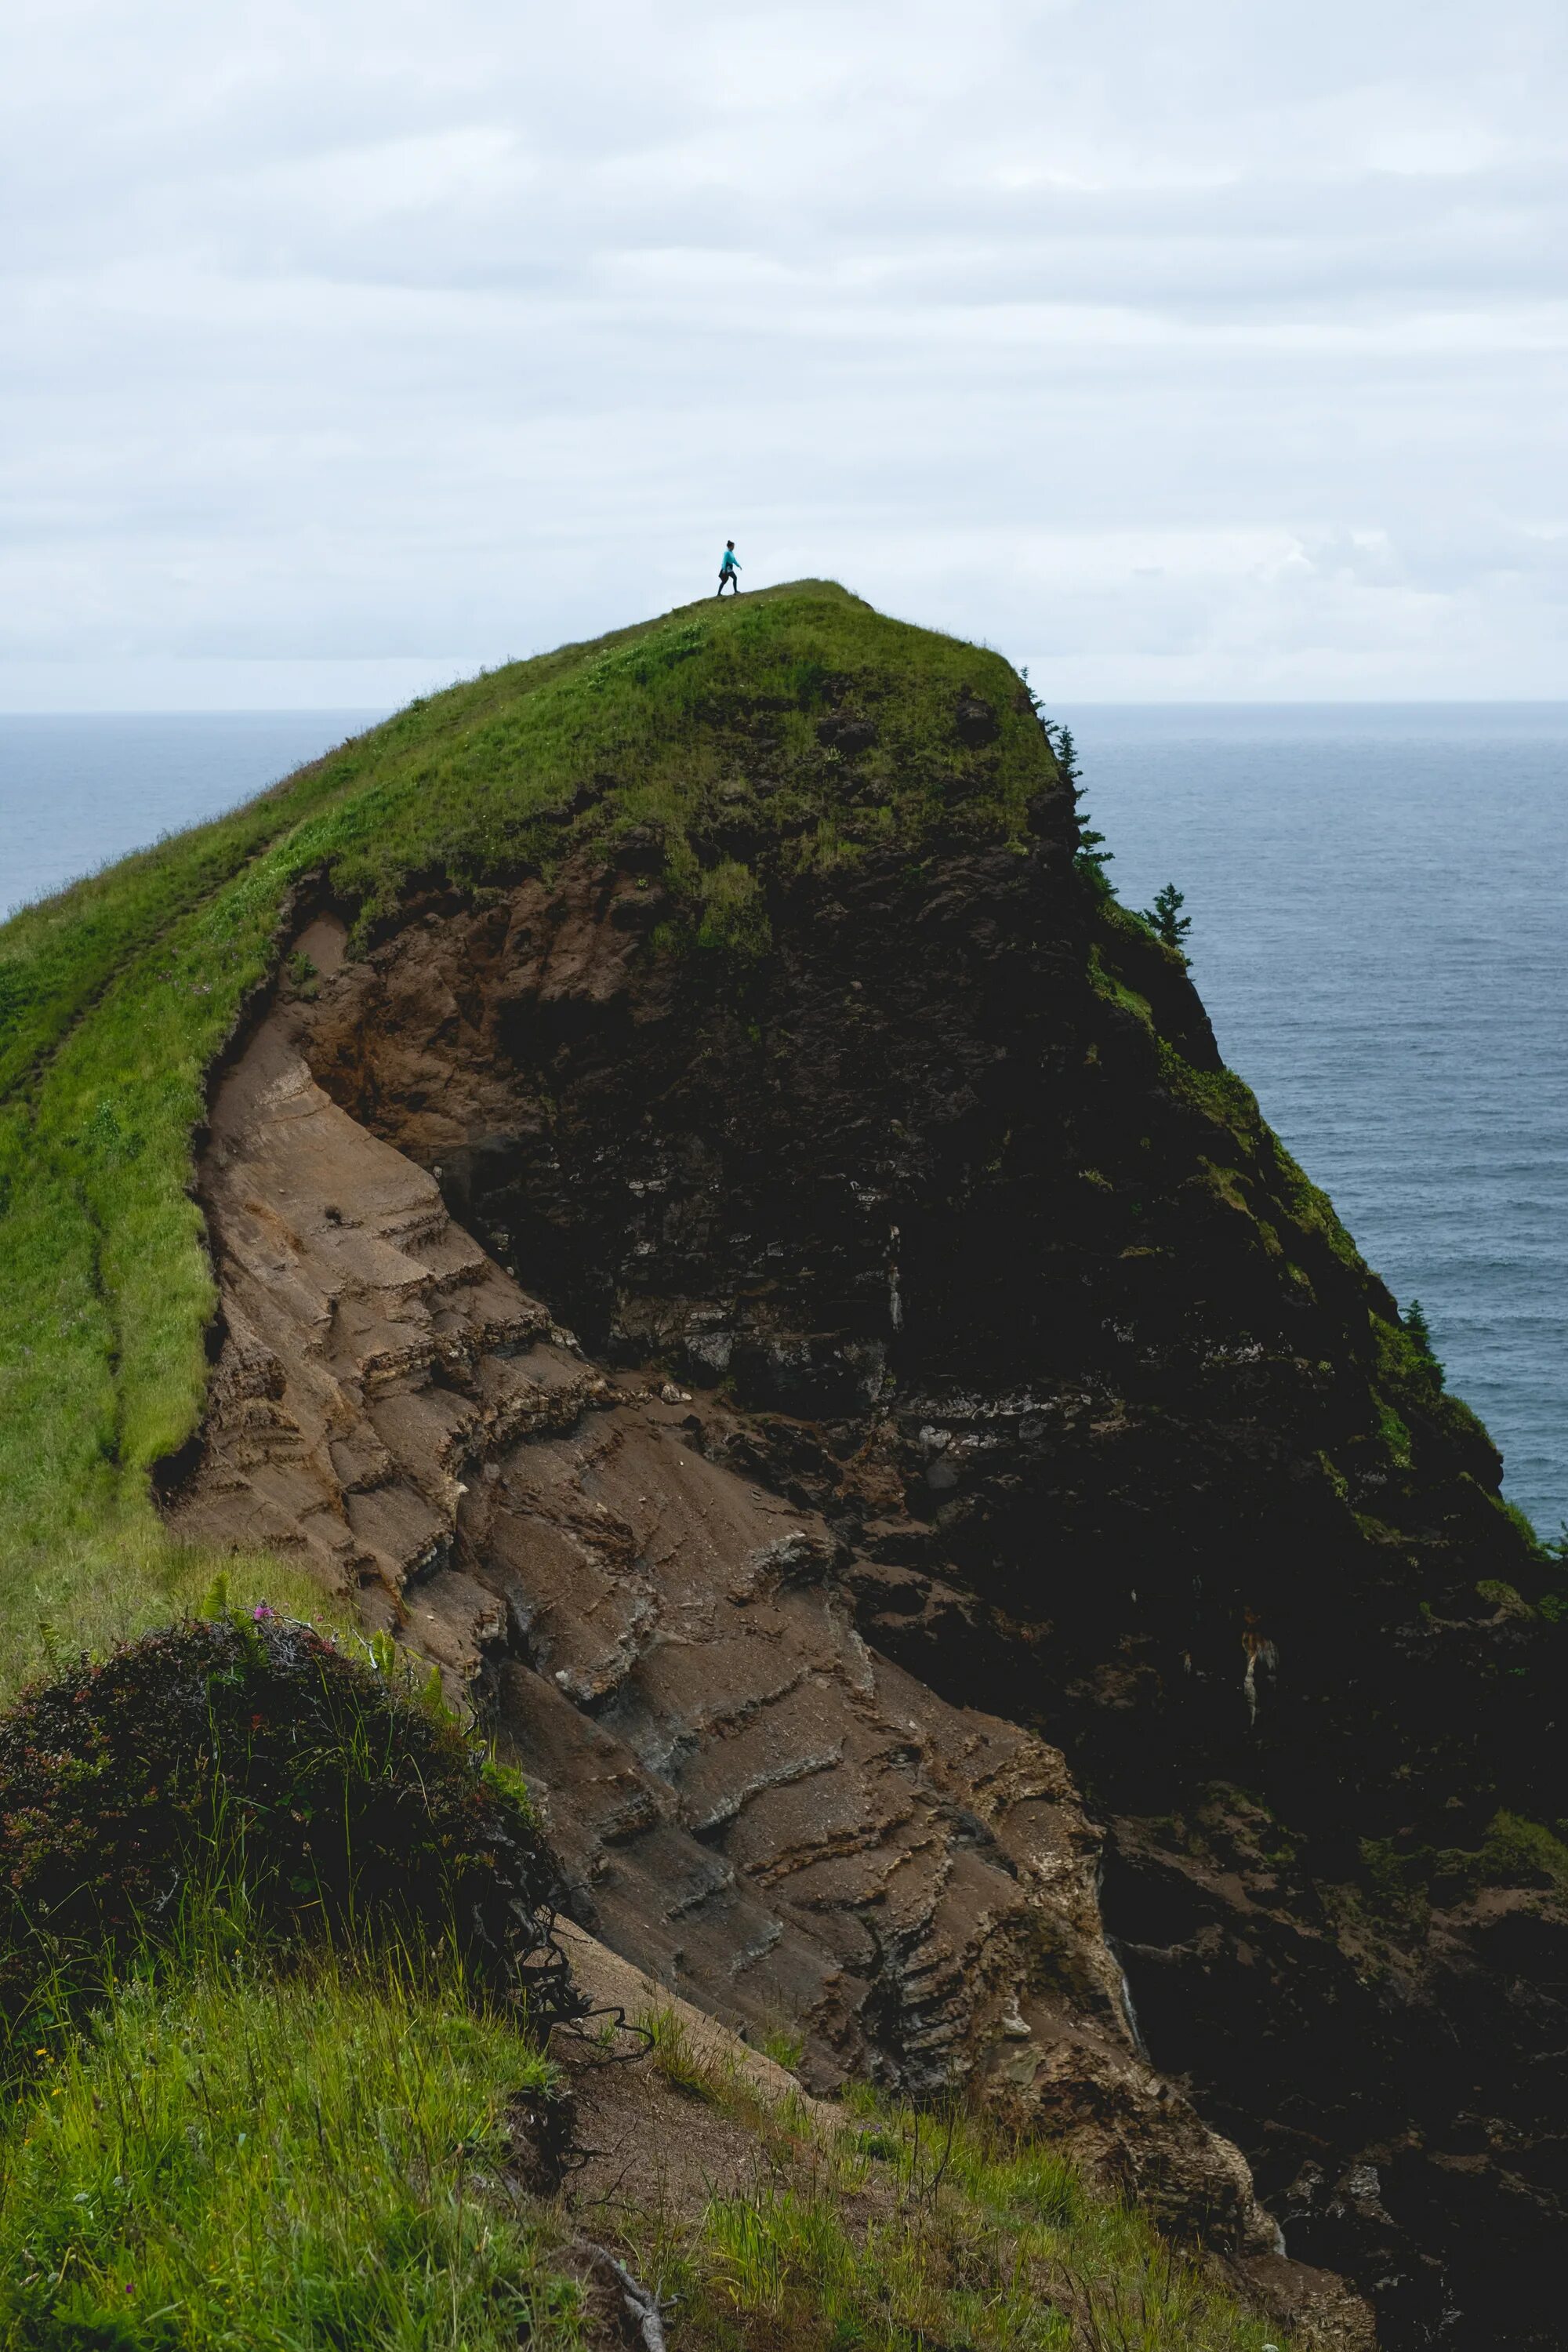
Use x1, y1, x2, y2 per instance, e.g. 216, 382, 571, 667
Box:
2, 583, 1564, 2348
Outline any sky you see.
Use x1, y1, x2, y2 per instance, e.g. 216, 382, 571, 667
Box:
2, 0, 1565, 708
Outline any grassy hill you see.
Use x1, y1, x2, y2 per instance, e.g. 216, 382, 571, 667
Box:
0, 581, 1047, 1697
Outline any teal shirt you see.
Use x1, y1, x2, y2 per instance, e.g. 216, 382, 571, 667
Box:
720, 549, 739, 572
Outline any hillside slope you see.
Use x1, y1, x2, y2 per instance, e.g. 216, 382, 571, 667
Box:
2, 583, 1565, 2349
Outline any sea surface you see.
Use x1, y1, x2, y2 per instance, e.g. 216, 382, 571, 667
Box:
1067, 703, 1568, 1540
0, 712, 386, 920
2, 702, 1565, 1537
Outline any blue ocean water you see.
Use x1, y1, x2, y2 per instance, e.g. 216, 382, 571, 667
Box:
0, 713, 385, 920
2, 703, 1564, 1536
1067, 704, 1568, 1540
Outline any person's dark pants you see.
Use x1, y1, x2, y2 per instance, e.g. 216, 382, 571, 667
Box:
717, 571, 739, 594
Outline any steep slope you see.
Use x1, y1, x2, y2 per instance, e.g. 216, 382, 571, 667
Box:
3, 583, 1564, 2347
1, 1606, 1321, 2351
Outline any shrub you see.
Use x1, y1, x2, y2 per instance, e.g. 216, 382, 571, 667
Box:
1476, 1809, 1568, 1893
0, 1614, 578, 2067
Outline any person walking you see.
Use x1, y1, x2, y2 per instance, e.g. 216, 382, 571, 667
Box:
717, 540, 741, 595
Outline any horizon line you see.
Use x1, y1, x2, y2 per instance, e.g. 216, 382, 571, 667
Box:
3, 695, 1568, 719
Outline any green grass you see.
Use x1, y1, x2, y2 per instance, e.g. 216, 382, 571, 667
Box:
0, 581, 1052, 1700
575, 2006, 1290, 2347
638, 2005, 723, 2101
630, 2077, 1291, 2352
760, 2025, 807, 2075
0, 1958, 579, 2352
0, 1956, 1295, 2352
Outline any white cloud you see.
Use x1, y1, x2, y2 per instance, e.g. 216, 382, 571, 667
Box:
0, 0, 1564, 703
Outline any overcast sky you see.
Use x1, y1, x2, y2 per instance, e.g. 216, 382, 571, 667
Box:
2, 0, 1565, 707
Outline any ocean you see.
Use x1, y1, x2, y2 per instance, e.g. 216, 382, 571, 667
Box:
0, 712, 386, 919
2, 703, 1565, 1537
1068, 703, 1568, 1541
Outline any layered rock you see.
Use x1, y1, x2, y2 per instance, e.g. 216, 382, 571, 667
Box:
168, 916, 1302, 2298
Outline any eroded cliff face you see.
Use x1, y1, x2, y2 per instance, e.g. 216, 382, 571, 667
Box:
167, 913, 1341, 2336
169, 730, 1565, 2347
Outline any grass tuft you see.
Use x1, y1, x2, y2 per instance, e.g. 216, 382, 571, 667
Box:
639, 2006, 724, 2103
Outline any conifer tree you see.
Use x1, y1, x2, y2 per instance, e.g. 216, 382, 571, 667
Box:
1403, 1298, 1444, 1388
1142, 882, 1192, 956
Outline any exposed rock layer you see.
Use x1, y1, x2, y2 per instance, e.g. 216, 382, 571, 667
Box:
169, 924, 1298, 2293
173, 782, 1566, 2347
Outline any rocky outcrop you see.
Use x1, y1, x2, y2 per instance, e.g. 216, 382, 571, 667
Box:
167, 914, 1305, 2302
168, 673, 1566, 2346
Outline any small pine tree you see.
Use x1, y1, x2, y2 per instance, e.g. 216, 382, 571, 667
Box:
1141, 883, 1192, 956
1049, 723, 1113, 880
1403, 1298, 1444, 1387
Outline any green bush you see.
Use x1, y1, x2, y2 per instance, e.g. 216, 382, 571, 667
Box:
0, 1615, 577, 2070
1476, 1809, 1568, 1893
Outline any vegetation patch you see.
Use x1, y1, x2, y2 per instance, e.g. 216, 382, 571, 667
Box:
1359, 1809, 1568, 1924
638, 2006, 724, 2103
1471, 1809, 1568, 1893
618, 2074, 1291, 2352
0, 1953, 1300, 2352
0, 1613, 575, 2071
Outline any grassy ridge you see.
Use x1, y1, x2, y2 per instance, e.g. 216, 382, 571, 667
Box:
0, 583, 1051, 1697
